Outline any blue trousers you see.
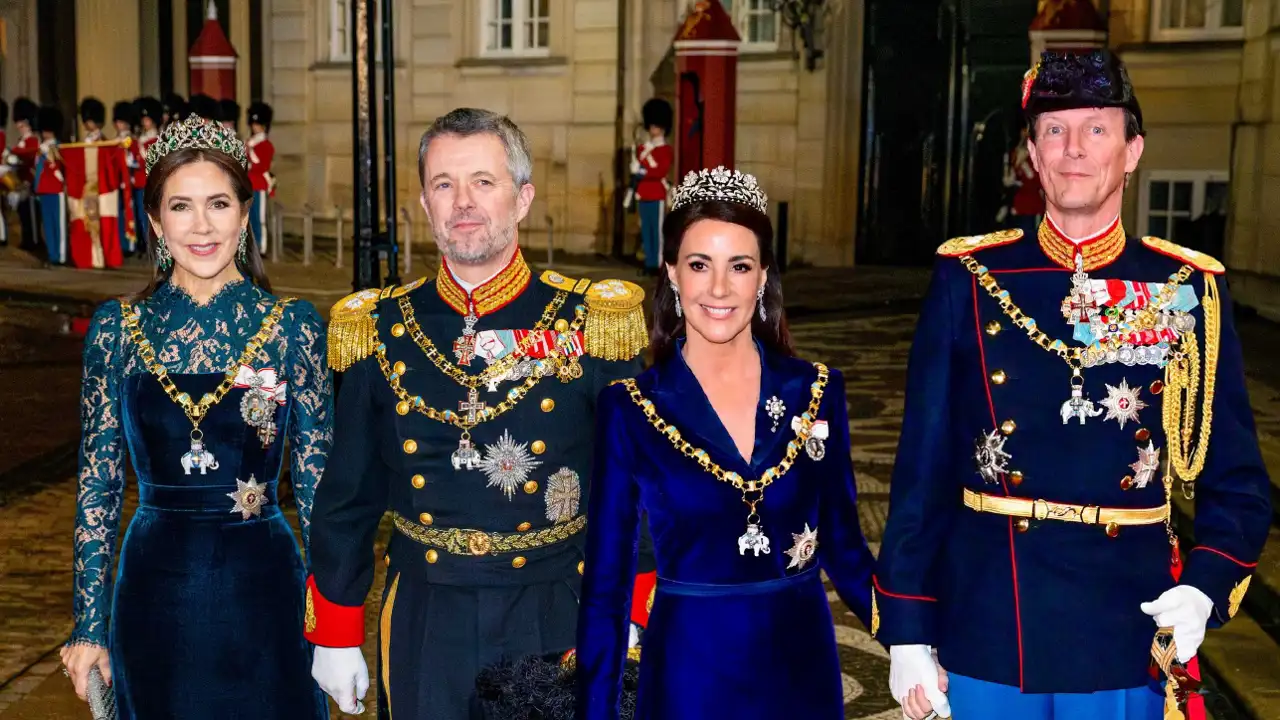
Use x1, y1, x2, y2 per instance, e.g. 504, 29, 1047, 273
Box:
38, 193, 65, 264
251, 190, 268, 256
948, 673, 1163, 719
639, 200, 663, 269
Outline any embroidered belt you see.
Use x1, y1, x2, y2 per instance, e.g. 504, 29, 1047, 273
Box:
392, 512, 586, 556
963, 489, 1168, 526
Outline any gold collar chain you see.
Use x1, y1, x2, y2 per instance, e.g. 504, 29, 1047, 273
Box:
396, 291, 569, 390
120, 297, 292, 428
621, 363, 829, 524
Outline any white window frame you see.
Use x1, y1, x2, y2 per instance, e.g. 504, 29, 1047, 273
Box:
480, 0, 552, 59
1137, 170, 1230, 240
327, 0, 383, 64
721, 0, 781, 52
1149, 0, 1244, 42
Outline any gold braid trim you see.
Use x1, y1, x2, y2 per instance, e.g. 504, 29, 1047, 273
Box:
1162, 273, 1220, 497
392, 512, 586, 556
583, 278, 648, 361
327, 285, 398, 371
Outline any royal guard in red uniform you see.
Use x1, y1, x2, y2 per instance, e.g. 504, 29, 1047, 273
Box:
34, 106, 66, 265
79, 98, 106, 143
246, 102, 274, 256
631, 99, 674, 274
1001, 127, 1046, 237
11, 97, 41, 251
112, 100, 140, 254
133, 97, 163, 257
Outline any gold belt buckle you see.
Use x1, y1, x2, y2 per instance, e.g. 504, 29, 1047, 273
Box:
467, 531, 493, 556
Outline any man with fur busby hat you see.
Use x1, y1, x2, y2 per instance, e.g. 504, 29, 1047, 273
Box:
78, 97, 106, 142
246, 101, 274, 255
34, 105, 66, 265
629, 98, 673, 275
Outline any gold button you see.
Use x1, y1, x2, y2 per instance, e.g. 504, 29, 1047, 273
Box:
1000, 419, 1016, 435
1106, 522, 1120, 538
411, 474, 426, 488
990, 369, 1007, 385
577, 561, 585, 575
396, 400, 411, 416
512, 556, 527, 569
1015, 518, 1030, 533
1009, 470, 1024, 486
391, 323, 406, 337
426, 550, 438, 563
403, 439, 418, 454
524, 480, 539, 494
985, 320, 1002, 336
531, 440, 546, 455
517, 522, 532, 532
393, 361, 406, 375
554, 318, 569, 332
540, 398, 555, 412
383, 555, 391, 567
419, 512, 433, 526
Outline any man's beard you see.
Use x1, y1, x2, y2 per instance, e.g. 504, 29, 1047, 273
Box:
433, 212, 517, 265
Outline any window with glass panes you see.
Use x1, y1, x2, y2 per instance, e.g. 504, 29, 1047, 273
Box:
485, 0, 550, 56
720, 0, 780, 49
1140, 172, 1229, 241
1150, 0, 1243, 41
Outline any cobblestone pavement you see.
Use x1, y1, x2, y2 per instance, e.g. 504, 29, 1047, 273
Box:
2, 258, 1278, 718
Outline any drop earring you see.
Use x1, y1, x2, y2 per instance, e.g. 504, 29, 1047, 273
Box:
238, 227, 249, 263
671, 281, 682, 318
155, 234, 173, 270
757, 285, 766, 322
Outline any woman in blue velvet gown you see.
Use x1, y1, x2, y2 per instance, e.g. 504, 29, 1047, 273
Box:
59, 115, 331, 719
576, 167, 876, 719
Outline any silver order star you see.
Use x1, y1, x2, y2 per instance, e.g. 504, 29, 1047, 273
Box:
974, 429, 1012, 484
227, 475, 268, 519
544, 468, 581, 523
784, 523, 820, 571
1130, 441, 1161, 489
479, 430, 543, 500
1100, 379, 1147, 429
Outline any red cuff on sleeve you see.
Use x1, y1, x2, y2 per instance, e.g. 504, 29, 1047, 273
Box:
630, 571, 658, 627
303, 575, 365, 647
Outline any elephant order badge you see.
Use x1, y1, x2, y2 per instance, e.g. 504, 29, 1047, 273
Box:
233, 365, 287, 447
738, 524, 771, 557
182, 434, 220, 475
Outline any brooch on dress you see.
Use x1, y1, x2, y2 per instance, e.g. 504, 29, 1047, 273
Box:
765, 396, 785, 432
233, 365, 287, 447
784, 523, 819, 570
227, 475, 269, 519
792, 417, 829, 461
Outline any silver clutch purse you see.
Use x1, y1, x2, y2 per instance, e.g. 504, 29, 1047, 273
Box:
86, 665, 117, 720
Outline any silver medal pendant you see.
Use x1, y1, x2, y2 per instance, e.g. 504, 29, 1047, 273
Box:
454, 312, 480, 366
240, 388, 278, 447
737, 523, 772, 557
452, 435, 482, 471
181, 430, 220, 475
1059, 369, 1103, 425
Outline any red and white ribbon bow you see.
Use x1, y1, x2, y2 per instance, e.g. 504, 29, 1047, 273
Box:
233, 365, 287, 404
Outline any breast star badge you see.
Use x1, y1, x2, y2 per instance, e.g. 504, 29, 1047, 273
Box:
479, 430, 543, 500
1100, 379, 1147, 429
974, 429, 1012, 484
1130, 441, 1161, 489
784, 523, 819, 570
227, 475, 269, 519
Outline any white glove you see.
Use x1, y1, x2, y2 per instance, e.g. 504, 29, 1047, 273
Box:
312, 646, 370, 715
889, 644, 951, 719
1141, 585, 1214, 663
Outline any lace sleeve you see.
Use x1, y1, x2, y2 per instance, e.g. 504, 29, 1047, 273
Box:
70, 301, 128, 647
286, 301, 333, 554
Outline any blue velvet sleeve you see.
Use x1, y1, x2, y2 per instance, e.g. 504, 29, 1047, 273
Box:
576, 383, 641, 720
285, 301, 333, 556
69, 301, 128, 648
817, 368, 875, 627
1179, 274, 1271, 624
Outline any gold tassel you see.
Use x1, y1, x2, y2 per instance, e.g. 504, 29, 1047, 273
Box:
584, 278, 648, 361
327, 289, 384, 371
871, 587, 880, 637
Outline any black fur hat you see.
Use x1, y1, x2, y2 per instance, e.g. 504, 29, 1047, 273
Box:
79, 97, 106, 125
1023, 50, 1144, 135
218, 98, 241, 124
473, 653, 640, 720
641, 98, 673, 135
162, 92, 187, 121
187, 94, 220, 122
13, 97, 38, 125
112, 100, 138, 125
135, 96, 164, 125
37, 106, 65, 137
247, 101, 273, 129
0, 99, 8, 127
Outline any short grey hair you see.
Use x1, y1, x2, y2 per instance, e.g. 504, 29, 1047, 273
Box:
418, 108, 533, 190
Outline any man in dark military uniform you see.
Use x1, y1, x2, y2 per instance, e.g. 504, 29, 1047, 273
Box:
876, 50, 1271, 720
307, 108, 656, 720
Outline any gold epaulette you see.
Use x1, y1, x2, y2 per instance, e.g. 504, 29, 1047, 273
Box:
540, 270, 647, 361
327, 277, 428, 371
1142, 237, 1225, 274
936, 228, 1023, 257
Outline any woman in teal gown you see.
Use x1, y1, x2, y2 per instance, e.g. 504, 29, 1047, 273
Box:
575, 167, 876, 719
59, 115, 331, 719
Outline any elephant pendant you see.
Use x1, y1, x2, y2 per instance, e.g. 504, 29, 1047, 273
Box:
181, 437, 220, 475
737, 523, 772, 557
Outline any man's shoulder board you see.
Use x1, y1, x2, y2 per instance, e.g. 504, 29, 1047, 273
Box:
540, 269, 593, 295
936, 229, 1023, 257
1142, 237, 1225, 274
326, 277, 427, 372
540, 270, 648, 362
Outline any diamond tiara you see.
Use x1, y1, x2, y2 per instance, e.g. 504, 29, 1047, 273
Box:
670, 166, 768, 214
145, 114, 249, 175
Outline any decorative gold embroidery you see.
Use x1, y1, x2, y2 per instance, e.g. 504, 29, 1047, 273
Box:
327, 286, 395, 371
936, 228, 1023, 257
392, 512, 586, 556
435, 250, 532, 316
380, 572, 399, 719
305, 587, 317, 633
871, 587, 880, 637
1143, 237, 1226, 274
1228, 575, 1251, 619
1037, 217, 1127, 271
583, 279, 647, 361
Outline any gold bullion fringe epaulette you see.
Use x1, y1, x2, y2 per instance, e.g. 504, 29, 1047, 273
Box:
1143, 237, 1226, 275
937, 228, 1023, 257
392, 511, 587, 556
541, 270, 648, 361
327, 277, 427, 371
